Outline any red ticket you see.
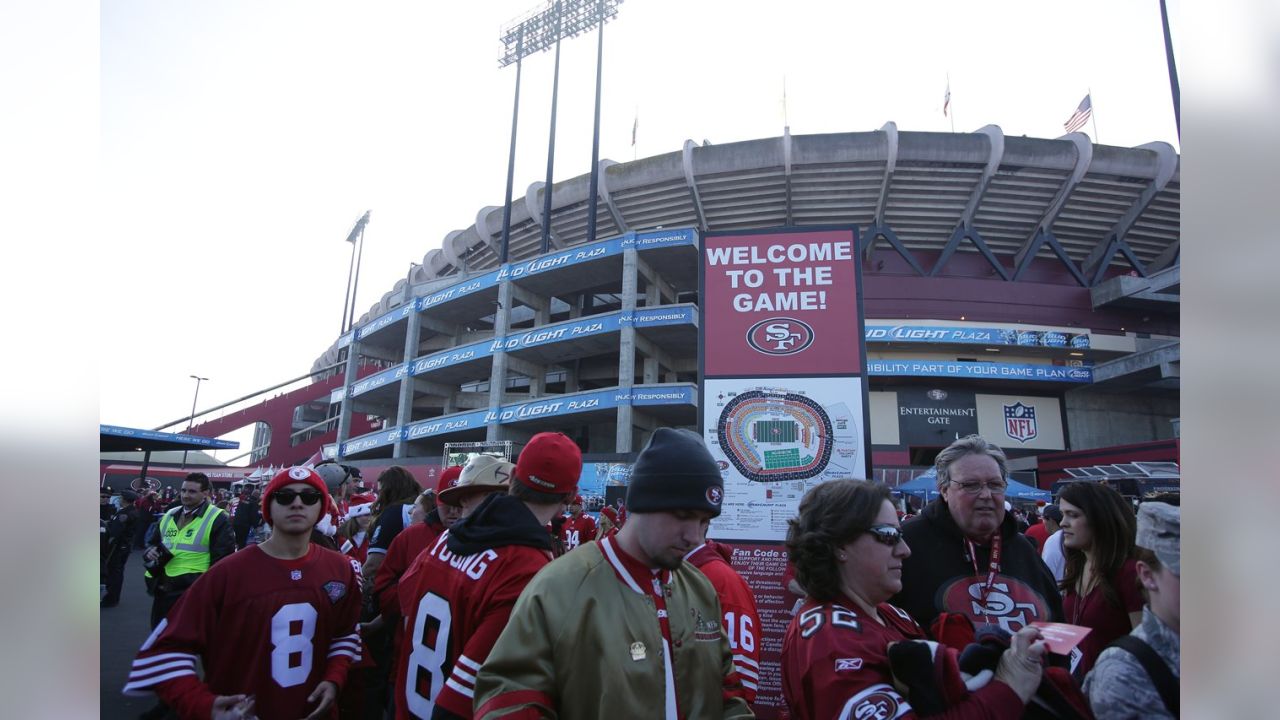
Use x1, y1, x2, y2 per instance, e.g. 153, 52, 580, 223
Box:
1030, 621, 1093, 655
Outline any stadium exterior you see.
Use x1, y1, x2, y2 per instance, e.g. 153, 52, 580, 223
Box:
314, 124, 1179, 484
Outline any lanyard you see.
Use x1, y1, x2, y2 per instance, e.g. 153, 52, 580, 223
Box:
964, 533, 1002, 622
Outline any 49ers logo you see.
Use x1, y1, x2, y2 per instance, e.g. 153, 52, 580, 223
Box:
746, 317, 815, 356
939, 575, 1050, 633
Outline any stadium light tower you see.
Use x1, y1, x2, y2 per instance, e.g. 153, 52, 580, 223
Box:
342, 211, 371, 333
181, 374, 208, 469
498, 0, 623, 259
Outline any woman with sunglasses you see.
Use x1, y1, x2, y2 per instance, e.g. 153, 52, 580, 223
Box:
124, 466, 363, 720
781, 479, 1047, 720
1057, 481, 1142, 680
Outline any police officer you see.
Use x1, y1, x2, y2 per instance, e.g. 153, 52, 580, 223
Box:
142, 472, 235, 628
101, 490, 140, 608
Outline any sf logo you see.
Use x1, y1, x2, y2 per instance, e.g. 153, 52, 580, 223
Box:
746, 317, 815, 356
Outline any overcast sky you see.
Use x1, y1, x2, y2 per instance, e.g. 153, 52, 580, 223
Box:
98, 0, 1182, 455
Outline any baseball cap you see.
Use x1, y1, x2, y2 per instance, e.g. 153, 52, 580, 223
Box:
434, 465, 464, 496
514, 432, 582, 495
1136, 502, 1179, 576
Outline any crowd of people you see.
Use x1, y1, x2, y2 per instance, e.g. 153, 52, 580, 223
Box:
106, 431, 1179, 719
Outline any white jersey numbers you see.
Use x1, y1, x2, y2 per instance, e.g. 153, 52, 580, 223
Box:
405, 591, 453, 718
800, 604, 862, 639
725, 611, 756, 653
270, 603, 318, 687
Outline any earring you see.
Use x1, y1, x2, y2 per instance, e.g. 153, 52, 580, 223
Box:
838, 553, 848, 561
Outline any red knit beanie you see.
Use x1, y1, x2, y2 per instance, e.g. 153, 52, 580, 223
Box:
261, 467, 333, 526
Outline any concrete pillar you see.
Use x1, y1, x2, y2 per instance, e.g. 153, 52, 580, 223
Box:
486, 281, 514, 441
643, 356, 659, 385
336, 344, 360, 458
393, 315, 422, 458
566, 359, 581, 393
615, 249, 639, 453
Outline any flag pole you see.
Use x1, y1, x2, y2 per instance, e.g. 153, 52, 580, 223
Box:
948, 73, 954, 133
1088, 87, 1099, 144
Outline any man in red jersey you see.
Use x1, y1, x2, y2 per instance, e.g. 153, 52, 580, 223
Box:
685, 533, 762, 704
123, 467, 363, 720
559, 495, 597, 552
394, 433, 581, 720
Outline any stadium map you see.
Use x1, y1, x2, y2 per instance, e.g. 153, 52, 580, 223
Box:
704, 378, 867, 541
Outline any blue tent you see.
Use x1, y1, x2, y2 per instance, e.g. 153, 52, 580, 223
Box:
893, 468, 1050, 502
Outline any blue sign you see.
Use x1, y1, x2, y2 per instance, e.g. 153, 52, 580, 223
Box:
356, 305, 413, 340
628, 227, 697, 250
628, 385, 698, 405
329, 387, 345, 404
498, 237, 626, 282
867, 360, 1093, 383
630, 305, 698, 327
418, 269, 503, 312
100, 425, 241, 449
341, 427, 403, 456
350, 364, 408, 397
411, 341, 495, 376
494, 315, 624, 353
337, 331, 354, 350
402, 410, 489, 441
864, 325, 1090, 348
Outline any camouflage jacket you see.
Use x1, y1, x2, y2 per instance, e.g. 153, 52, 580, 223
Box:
1083, 607, 1179, 719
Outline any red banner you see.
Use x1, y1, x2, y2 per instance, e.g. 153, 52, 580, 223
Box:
725, 541, 803, 720
703, 229, 861, 376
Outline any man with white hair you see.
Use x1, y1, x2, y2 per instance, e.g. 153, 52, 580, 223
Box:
893, 434, 1063, 642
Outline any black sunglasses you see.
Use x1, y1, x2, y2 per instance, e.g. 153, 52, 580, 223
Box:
272, 489, 324, 506
863, 524, 905, 547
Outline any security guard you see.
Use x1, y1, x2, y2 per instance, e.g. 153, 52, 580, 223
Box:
101, 490, 140, 608
143, 472, 235, 628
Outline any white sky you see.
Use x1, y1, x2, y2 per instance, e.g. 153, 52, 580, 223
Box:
98, 0, 1182, 443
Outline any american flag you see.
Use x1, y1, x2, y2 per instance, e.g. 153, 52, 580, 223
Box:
1064, 94, 1092, 133
943, 81, 951, 117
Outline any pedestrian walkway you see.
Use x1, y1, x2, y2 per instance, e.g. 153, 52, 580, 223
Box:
100, 561, 162, 720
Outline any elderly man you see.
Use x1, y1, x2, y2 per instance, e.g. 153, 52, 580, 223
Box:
1084, 502, 1180, 719
473, 428, 753, 720
893, 435, 1062, 641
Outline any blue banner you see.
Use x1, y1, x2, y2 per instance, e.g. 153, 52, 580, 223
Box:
100, 425, 240, 449
418, 268, 504, 312
341, 428, 403, 456
629, 305, 698, 327
628, 227, 697, 250
411, 341, 496, 376
337, 331, 354, 349
356, 305, 413, 340
498, 237, 626, 282
867, 360, 1093, 383
350, 363, 408, 397
402, 410, 490, 441
864, 325, 1090, 348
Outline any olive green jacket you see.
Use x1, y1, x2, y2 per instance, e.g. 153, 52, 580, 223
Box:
473, 537, 754, 719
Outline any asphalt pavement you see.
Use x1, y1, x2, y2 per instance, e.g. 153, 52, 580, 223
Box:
100, 556, 163, 720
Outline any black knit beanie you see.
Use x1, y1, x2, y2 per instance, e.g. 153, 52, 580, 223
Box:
626, 428, 725, 517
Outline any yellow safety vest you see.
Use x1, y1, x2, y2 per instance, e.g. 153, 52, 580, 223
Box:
146, 503, 225, 578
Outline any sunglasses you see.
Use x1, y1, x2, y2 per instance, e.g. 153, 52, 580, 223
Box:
863, 524, 905, 547
272, 489, 324, 506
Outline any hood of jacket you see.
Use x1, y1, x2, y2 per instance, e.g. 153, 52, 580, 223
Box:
446, 493, 554, 556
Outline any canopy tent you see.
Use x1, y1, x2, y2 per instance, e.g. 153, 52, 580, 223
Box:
893, 468, 1051, 502
99, 425, 239, 488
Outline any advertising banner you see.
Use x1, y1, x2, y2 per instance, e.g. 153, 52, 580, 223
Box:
896, 387, 979, 445
864, 324, 1090, 348
975, 394, 1065, 450
701, 227, 870, 720
703, 229, 862, 376
868, 359, 1093, 383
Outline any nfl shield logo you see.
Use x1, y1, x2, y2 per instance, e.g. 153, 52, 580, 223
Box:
1004, 403, 1038, 443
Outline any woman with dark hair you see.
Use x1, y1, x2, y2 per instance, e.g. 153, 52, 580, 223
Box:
781, 479, 1047, 720
1057, 481, 1143, 679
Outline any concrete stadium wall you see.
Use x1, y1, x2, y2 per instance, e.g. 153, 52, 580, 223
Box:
1063, 389, 1179, 449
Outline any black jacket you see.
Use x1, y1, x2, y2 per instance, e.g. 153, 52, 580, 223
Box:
446, 493, 554, 556
892, 498, 1063, 634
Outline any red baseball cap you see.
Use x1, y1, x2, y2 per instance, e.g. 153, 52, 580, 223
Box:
514, 432, 582, 495
435, 465, 463, 495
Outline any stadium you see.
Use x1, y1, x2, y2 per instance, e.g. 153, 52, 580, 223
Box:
299, 123, 1179, 495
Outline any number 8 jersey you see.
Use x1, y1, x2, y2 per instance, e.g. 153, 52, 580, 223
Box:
123, 544, 363, 720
